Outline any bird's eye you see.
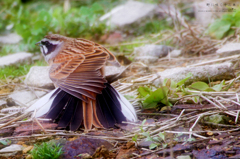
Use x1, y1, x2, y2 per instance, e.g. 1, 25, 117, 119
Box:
41, 41, 50, 45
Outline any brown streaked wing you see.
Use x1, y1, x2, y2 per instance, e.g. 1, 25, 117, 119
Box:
50, 38, 118, 101
50, 54, 85, 79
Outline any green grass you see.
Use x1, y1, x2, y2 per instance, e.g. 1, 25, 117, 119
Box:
31, 142, 63, 159
0, 60, 46, 80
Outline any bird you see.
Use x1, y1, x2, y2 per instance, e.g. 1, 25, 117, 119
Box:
26, 34, 137, 131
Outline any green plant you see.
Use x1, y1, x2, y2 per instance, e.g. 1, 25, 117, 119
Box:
31, 142, 63, 159
0, 139, 11, 146
173, 133, 196, 143
138, 73, 230, 109
208, 8, 240, 39
0, 60, 46, 80
132, 119, 168, 149
1, 1, 108, 47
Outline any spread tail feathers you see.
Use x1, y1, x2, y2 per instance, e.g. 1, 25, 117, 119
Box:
26, 83, 137, 131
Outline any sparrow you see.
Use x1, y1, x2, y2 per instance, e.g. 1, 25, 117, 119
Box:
26, 34, 137, 131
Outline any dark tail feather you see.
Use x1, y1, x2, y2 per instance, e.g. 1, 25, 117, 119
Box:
45, 91, 70, 120
43, 83, 136, 131
96, 92, 116, 127
69, 101, 83, 131
58, 97, 78, 128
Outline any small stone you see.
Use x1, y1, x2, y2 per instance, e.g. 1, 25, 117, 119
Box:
176, 155, 191, 159
0, 144, 24, 153
0, 52, 33, 67
170, 50, 181, 57
135, 56, 158, 64
216, 43, 240, 56
105, 66, 127, 82
100, 1, 156, 27
23, 146, 33, 154
0, 33, 22, 44
134, 44, 173, 58
24, 66, 55, 89
8, 90, 46, 106
6, 98, 17, 106
61, 137, 113, 158
138, 140, 154, 148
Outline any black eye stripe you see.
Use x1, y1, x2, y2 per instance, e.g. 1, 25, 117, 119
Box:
41, 41, 50, 45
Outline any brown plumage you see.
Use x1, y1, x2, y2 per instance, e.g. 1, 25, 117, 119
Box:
30, 34, 137, 131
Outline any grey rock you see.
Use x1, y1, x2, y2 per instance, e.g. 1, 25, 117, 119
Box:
0, 144, 24, 158
24, 66, 55, 89
0, 52, 32, 67
105, 66, 127, 82
0, 33, 22, 44
134, 44, 173, 58
6, 98, 17, 106
135, 56, 158, 64
61, 137, 113, 158
170, 50, 181, 57
153, 62, 234, 86
138, 140, 154, 148
100, 1, 156, 27
8, 90, 46, 106
176, 155, 191, 159
216, 43, 240, 56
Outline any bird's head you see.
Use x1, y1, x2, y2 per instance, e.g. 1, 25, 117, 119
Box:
36, 34, 67, 63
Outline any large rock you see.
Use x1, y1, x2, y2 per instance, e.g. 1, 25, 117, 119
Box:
0, 52, 32, 67
135, 56, 158, 64
8, 90, 46, 106
105, 66, 127, 82
24, 66, 54, 89
100, 1, 156, 27
134, 44, 173, 64
216, 43, 240, 56
153, 62, 234, 86
0, 33, 22, 44
134, 44, 173, 58
61, 137, 113, 159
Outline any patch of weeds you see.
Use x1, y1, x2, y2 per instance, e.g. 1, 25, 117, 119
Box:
0, 139, 11, 146
134, 19, 172, 36
31, 142, 63, 159
0, 42, 35, 56
138, 73, 230, 109
173, 133, 196, 143
208, 8, 240, 39
132, 119, 168, 150
0, 60, 46, 80
1, 1, 108, 47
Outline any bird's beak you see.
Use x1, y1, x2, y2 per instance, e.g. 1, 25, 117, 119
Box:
35, 41, 42, 46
